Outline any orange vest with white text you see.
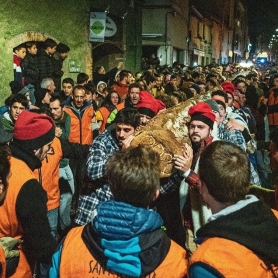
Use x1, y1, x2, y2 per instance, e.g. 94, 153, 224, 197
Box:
58, 226, 188, 278
0, 157, 34, 278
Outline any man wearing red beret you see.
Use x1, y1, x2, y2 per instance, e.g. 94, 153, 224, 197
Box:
136, 91, 165, 127
174, 102, 217, 251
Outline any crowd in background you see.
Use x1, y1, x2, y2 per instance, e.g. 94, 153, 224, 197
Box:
0, 37, 277, 277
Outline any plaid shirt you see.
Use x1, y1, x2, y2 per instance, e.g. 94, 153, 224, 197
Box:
218, 120, 246, 151
218, 120, 260, 185
87, 129, 119, 181
75, 129, 184, 225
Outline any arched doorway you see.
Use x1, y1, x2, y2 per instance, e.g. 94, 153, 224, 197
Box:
6, 31, 59, 49
92, 42, 124, 75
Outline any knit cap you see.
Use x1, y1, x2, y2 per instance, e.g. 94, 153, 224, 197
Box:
188, 102, 215, 129
137, 91, 165, 118
13, 110, 55, 150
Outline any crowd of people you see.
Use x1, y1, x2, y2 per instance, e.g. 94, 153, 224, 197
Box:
0, 39, 277, 277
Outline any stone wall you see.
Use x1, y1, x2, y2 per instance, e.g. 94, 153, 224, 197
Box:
0, 0, 92, 104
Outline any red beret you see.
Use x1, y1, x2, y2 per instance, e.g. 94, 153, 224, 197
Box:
221, 81, 235, 95
137, 91, 165, 118
188, 102, 216, 129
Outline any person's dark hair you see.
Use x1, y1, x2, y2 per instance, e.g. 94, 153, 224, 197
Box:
205, 74, 217, 83
180, 88, 194, 100
77, 73, 89, 84
164, 83, 176, 95
105, 145, 160, 208
170, 91, 187, 103
13, 43, 26, 53
245, 73, 256, 81
258, 82, 269, 97
142, 72, 156, 86
25, 41, 37, 49
114, 108, 140, 130
95, 66, 102, 73
192, 72, 200, 79
211, 90, 228, 103
50, 94, 65, 108
119, 70, 130, 81
199, 141, 250, 204
137, 78, 147, 91
234, 79, 247, 87
42, 38, 57, 49
56, 43, 70, 53
196, 81, 206, 86
9, 81, 24, 95
29, 105, 52, 117
8, 94, 28, 108
207, 78, 217, 87
84, 84, 97, 95
128, 83, 141, 94
102, 90, 121, 111
170, 74, 177, 80
62, 78, 75, 87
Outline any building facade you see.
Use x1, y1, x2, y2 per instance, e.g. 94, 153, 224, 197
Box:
0, 0, 249, 103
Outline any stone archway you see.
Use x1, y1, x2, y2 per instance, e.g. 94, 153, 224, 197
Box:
92, 42, 124, 73
6, 31, 59, 48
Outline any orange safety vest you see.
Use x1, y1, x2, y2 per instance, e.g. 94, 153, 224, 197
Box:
268, 90, 278, 126
34, 137, 63, 211
0, 157, 34, 278
64, 105, 94, 144
98, 107, 110, 133
59, 226, 188, 278
116, 101, 125, 111
189, 210, 278, 278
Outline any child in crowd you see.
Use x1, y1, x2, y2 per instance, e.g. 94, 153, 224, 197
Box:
13, 43, 26, 86
22, 41, 39, 105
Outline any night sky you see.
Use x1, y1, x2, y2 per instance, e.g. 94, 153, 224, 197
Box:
246, 0, 278, 50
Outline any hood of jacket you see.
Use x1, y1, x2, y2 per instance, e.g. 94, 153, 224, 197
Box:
81, 200, 170, 277
9, 141, 42, 171
196, 197, 278, 266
